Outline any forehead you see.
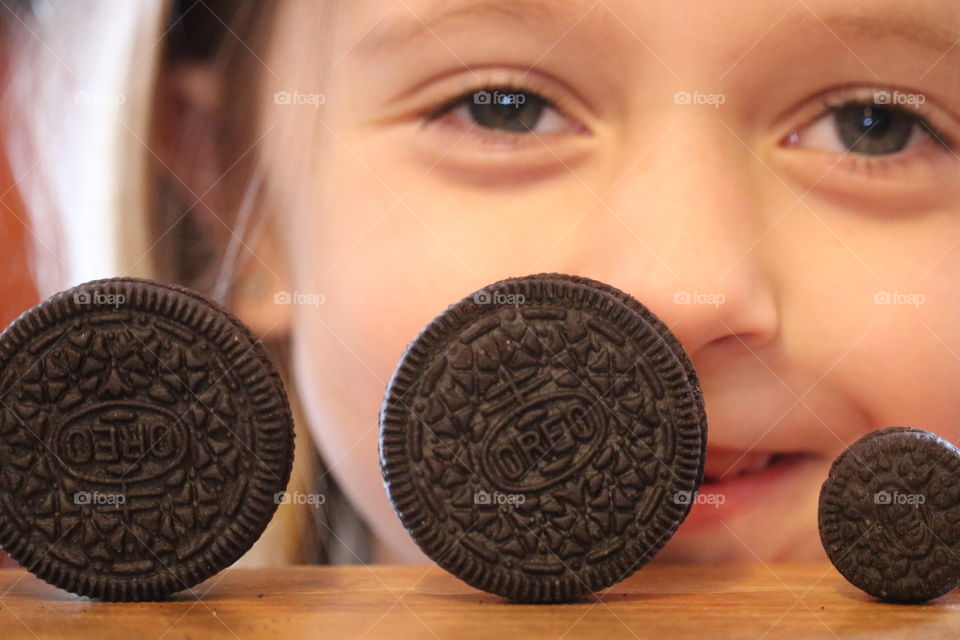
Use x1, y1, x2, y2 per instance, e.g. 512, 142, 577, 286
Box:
338, 0, 958, 54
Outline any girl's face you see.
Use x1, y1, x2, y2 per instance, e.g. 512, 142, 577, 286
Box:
257, 0, 960, 562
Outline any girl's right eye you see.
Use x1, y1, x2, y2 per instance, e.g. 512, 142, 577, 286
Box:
431, 87, 581, 135
784, 97, 951, 158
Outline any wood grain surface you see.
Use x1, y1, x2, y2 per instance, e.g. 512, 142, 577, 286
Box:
1, 563, 957, 639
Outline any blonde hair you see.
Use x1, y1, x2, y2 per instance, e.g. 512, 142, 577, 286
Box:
5, 0, 163, 294
5, 0, 342, 566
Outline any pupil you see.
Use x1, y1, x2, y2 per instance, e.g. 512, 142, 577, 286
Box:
835, 105, 913, 155
469, 91, 546, 132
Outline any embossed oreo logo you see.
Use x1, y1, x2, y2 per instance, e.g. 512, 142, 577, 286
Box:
51, 402, 186, 483
481, 392, 607, 492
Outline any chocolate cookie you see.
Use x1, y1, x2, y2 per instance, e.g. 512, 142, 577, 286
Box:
380, 275, 706, 602
819, 427, 960, 602
509, 273, 706, 473
0, 278, 294, 600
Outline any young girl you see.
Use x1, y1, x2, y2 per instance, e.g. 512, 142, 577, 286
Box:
6, 0, 959, 566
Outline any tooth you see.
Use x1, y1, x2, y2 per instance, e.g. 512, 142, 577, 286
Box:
743, 454, 772, 474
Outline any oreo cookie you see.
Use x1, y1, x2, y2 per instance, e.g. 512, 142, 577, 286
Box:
380, 274, 707, 602
819, 426, 960, 602
519, 273, 706, 463
0, 278, 294, 600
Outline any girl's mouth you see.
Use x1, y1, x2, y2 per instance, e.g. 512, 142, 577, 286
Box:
702, 450, 808, 484
676, 448, 822, 531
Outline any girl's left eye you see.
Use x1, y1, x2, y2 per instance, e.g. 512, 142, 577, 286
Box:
787, 102, 944, 156
432, 88, 576, 134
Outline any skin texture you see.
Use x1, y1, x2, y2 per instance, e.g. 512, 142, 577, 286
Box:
176, 0, 960, 563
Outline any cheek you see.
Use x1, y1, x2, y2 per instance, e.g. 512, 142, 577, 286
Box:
848, 326, 959, 436
287, 186, 472, 558
761, 206, 960, 445
864, 283, 960, 437
291, 307, 431, 560
812, 264, 960, 441
863, 233, 960, 436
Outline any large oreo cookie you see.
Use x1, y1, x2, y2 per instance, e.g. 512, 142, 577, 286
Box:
518, 273, 706, 478
0, 278, 294, 600
380, 275, 707, 602
819, 426, 960, 602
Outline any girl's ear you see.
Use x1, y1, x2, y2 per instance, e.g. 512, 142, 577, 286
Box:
227, 225, 292, 339
152, 62, 291, 339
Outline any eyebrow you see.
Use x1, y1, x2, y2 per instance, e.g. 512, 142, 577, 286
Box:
359, 0, 960, 68
359, 0, 592, 53
793, 6, 960, 57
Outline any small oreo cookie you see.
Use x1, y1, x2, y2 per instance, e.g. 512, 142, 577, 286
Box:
0, 278, 294, 600
380, 274, 706, 602
819, 426, 960, 602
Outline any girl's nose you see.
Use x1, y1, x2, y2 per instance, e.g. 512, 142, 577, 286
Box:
579, 118, 781, 361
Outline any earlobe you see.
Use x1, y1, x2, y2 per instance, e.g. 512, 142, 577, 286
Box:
228, 222, 292, 340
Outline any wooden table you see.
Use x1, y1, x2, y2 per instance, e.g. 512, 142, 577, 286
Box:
0, 563, 957, 639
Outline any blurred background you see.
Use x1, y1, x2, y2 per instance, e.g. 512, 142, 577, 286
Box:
0, 0, 360, 570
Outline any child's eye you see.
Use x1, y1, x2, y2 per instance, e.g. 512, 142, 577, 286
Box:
788, 102, 942, 156
431, 88, 576, 135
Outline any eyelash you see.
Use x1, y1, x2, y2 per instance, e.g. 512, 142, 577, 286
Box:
423, 77, 581, 139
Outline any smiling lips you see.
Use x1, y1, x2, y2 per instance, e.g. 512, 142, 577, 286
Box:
701, 448, 812, 484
